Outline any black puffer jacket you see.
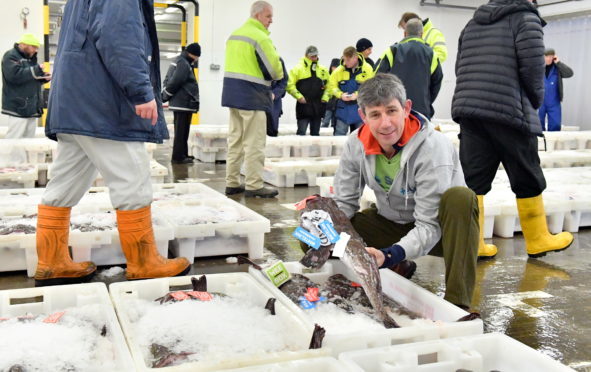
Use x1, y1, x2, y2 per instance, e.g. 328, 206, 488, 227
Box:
162, 51, 199, 112
452, 0, 545, 135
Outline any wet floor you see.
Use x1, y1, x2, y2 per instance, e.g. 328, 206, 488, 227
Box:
1, 147, 590, 371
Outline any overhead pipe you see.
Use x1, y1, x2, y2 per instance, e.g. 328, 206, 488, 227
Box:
154, 2, 187, 49
420, 0, 477, 11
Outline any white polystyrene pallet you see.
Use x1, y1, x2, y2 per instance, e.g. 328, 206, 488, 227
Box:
338, 333, 574, 372
109, 273, 327, 372
250, 260, 483, 357
0, 282, 135, 372
259, 158, 340, 187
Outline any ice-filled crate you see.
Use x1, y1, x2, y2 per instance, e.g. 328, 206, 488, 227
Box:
162, 198, 270, 261
0, 282, 134, 372
338, 333, 574, 372
109, 273, 327, 371
225, 357, 346, 372
249, 260, 483, 356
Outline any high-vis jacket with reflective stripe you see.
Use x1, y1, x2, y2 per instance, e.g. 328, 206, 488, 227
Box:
222, 18, 283, 112
423, 19, 447, 63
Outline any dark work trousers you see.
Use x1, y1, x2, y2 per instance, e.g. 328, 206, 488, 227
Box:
459, 120, 546, 198
351, 186, 479, 308
296, 117, 322, 136
172, 111, 192, 161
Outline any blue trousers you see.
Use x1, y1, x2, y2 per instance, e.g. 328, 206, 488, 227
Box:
539, 102, 562, 131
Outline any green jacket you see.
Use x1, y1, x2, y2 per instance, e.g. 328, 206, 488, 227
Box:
423, 19, 447, 63
286, 57, 331, 102
221, 18, 283, 111
1, 45, 47, 118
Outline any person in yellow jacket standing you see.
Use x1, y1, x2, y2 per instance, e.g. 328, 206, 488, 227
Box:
398, 12, 448, 64
326, 46, 373, 135
222, 1, 283, 198
286, 46, 330, 136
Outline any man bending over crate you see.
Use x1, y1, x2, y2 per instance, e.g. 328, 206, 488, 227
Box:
332, 73, 479, 311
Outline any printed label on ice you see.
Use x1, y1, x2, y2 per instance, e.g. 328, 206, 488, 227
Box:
318, 220, 340, 243
265, 261, 292, 287
292, 227, 321, 250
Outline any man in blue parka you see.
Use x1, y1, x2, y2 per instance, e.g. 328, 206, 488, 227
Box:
35, 0, 190, 286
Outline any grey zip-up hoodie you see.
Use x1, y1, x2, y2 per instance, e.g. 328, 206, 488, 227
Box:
334, 112, 465, 260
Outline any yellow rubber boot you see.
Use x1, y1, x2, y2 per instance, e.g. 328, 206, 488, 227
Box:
516, 195, 573, 258
117, 205, 191, 280
35, 205, 97, 287
477, 195, 497, 259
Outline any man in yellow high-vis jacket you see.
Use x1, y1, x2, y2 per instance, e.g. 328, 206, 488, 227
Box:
398, 12, 448, 64
222, 1, 284, 198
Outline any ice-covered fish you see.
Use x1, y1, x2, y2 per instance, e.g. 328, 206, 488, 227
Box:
297, 196, 399, 328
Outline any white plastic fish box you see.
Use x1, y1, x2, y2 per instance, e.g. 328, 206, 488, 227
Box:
152, 182, 228, 203
165, 198, 270, 261
290, 136, 334, 158
338, 333, 574, 372
249, 260, 483, 357
330, 136, 348, 156
261, 158, 340, 187
109, 273, 327, 372
0, 215, 37, 272
0, 165, 38, 189
225, 357, 347, 372
489, 190, 571, 238
0, 282, 135, 372
193, 146, 227, 163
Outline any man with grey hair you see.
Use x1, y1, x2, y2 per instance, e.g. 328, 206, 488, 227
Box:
375, 18, 442, 119
222, 0, 283, 198
333, 73, 479, 312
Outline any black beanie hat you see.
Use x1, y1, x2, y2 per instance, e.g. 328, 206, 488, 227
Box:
356, 38, 373, 53
186, 43, 201, 57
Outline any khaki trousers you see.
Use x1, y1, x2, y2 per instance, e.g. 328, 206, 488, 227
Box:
351, 186, 479, 308
225, 108, 266, 190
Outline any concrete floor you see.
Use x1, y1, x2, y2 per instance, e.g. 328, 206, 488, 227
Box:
1, 148, 590, 371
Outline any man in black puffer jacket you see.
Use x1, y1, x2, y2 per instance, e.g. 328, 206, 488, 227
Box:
452, 0, 573, 260
162, 43, 200, 164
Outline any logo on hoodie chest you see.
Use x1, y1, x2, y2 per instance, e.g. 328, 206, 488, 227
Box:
399, 186, 417, 196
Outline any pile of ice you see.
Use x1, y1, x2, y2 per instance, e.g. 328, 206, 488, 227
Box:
152, 191, 205, 203
0, 304, 117, 371
126, 295, 306, 367
158, 204, 246, 225
0, 215, 37, 235
70, 212, 117, 232
302, 300, 433, 334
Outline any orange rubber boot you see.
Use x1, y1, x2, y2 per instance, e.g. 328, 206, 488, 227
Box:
34, 205, 96, 287
117, 206, 190, 280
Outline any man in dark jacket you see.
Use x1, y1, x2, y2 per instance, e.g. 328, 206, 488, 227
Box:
36, 0, 190, 286
286, 46, 330, 136
539, 48, 574, 131
452, 0, 573, 260
266, 58, 288, 137
162, 43, 201, 163
356, 38, 375, 69
1, 34, 50, 138
375, 19, 443, 119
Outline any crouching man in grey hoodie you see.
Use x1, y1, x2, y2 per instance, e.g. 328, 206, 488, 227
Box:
334, 73, 479, 310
